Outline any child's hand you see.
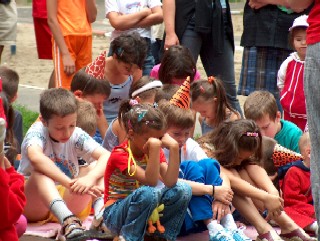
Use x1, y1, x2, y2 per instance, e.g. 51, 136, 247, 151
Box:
213, 186, 234, 205
70, 175, 99, 195
143, 137, 162, 154
212, 200, 231, 223
161, 133, 179, 150
264, 194, 284, 219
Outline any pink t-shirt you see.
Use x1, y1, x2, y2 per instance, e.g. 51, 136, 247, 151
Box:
150, 64, 201, 82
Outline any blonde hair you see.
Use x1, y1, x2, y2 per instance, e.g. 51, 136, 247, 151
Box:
77, 100, 97, 137
299, 132, 310, 153
244, 91, 278, 121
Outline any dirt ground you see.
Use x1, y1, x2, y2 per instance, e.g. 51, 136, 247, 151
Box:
1, 15, 245, 93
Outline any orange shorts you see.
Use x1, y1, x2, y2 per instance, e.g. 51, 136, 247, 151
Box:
53, 35, 92, 89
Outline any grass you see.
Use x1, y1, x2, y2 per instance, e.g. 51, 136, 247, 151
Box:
14, 104, 39, 137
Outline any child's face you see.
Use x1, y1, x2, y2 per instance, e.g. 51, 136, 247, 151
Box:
234, 149, 254, 166
254, 112, 281, 139
117, 60, 139, 75
131, 128, 166, 154
191, 97, 217, 121
82, 93, 107, 114
293, 29, 307, 60
166, 126, 192, 149
301, 144, 311, 167
42, 113, 77, 143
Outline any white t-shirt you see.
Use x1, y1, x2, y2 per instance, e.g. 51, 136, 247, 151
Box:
105, 0, 162, 40
164, 138, 208, 163
18, 122, 100, 179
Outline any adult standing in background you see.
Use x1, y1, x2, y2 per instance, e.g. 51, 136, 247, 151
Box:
237, 0, 311, 112
163, 0, 243, 116
0, 0, 17, 63
288, 0, 320, 238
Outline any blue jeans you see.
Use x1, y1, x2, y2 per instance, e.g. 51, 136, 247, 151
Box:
103, 182, 192, 241
180, 15, 242, 116
304, 43, 320, 237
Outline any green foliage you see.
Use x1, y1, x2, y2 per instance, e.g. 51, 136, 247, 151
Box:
13, 104, 38, 137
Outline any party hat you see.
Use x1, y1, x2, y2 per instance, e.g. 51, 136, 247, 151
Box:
85, 51, 106, 80
272, 143, 303, 167
169, 76, 190, 109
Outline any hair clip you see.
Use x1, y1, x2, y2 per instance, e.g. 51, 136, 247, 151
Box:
129, 99, 139, 106
117, 47, 124, 57
153, 102, 158, 108
208, 76, 215, 84
243, 132, 259, 137
137, 109, 148, 122
200, 85, 205, 93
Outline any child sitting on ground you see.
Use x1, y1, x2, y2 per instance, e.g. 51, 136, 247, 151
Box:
200, 119, 316, 241
282, 132, 318, 235
102, 102, 192, 241
17, 88, 111, 241
158, 78, 249, 241
150, 45, 201, 84
277, 15, 308, 131
70, 67, 111, 144
244, 90, 302, 153
102, 76, 162, 151
191, 76, 241, 135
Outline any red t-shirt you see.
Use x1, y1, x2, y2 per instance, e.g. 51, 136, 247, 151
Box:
104, 140, 167, 203
307, 0, 320, 45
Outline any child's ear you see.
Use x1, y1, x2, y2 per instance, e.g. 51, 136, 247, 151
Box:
73, 90, 83, 99
275, 111, 281, 122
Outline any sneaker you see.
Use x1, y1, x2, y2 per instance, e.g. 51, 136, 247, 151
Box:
210, 228, 235, 241
256, 230, 284, 241
280, 228, 317, 241
88, 215, 114, 240
230, 229, 252, 241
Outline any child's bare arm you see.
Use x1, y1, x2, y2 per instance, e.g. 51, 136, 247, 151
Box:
160, 134, 180, 187
71, 147, 110, 194
114, 119, 127, 144
85, 0, 97, 23
107, 8, 152, 31
27, 145, 72, 187
136, 6, 163, 28
47, 0, 75, 75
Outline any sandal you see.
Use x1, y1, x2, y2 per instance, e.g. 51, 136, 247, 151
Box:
57, 215, 87, 241
280, 228, 317, 241
88, 215, 114, 240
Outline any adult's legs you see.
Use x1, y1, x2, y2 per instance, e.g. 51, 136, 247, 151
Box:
304, 43, 320, 238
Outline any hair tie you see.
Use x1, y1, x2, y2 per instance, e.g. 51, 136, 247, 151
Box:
128, 120, 133, 129
153, 102, 158, 108
208, 76, 215, 84
200, 85, 205, 93
129, 99, 139, 106
117, 47, 124, 57
243, 132, 259, 137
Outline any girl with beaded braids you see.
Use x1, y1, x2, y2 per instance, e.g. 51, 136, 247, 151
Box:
102, 102, 192, 241
85, 32, 148, 125
199, 119, 316, 241
191, 76, 241, 135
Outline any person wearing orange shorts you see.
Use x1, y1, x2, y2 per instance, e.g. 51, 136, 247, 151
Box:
47, 0, 97, 89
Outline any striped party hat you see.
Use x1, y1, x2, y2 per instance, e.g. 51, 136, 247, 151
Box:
170, 76, 190, 109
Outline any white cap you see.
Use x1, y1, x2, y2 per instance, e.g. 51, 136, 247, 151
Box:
289, 15, 309, 31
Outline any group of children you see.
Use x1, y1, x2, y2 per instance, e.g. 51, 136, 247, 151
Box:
0, 10, 317, 241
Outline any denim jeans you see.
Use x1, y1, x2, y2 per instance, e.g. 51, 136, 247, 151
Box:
304, 43, 320, 237
103, 182, 192, 241
180, 15, 242, 116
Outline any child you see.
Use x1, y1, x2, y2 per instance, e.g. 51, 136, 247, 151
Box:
158, 78, 249, 241
191, 76, 241, 135
102, 76, 162, 151
0, 66, 23, 153
0, 117, 26, 241
47, 0, 97, 89
150, 45, 201, 84
102, 102, 192, 241
277, 15, 308, 131
70, 67, 111, 144
85, 32, 148, 125
17, 88, 111, 241
105, 0, 163, 76
282, 132, 318, 235
244, 90, 302, 153
201, 119, 316, 241
76, 100, 97, 137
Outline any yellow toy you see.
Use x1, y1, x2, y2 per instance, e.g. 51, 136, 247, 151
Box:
147, 204, 165, 234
